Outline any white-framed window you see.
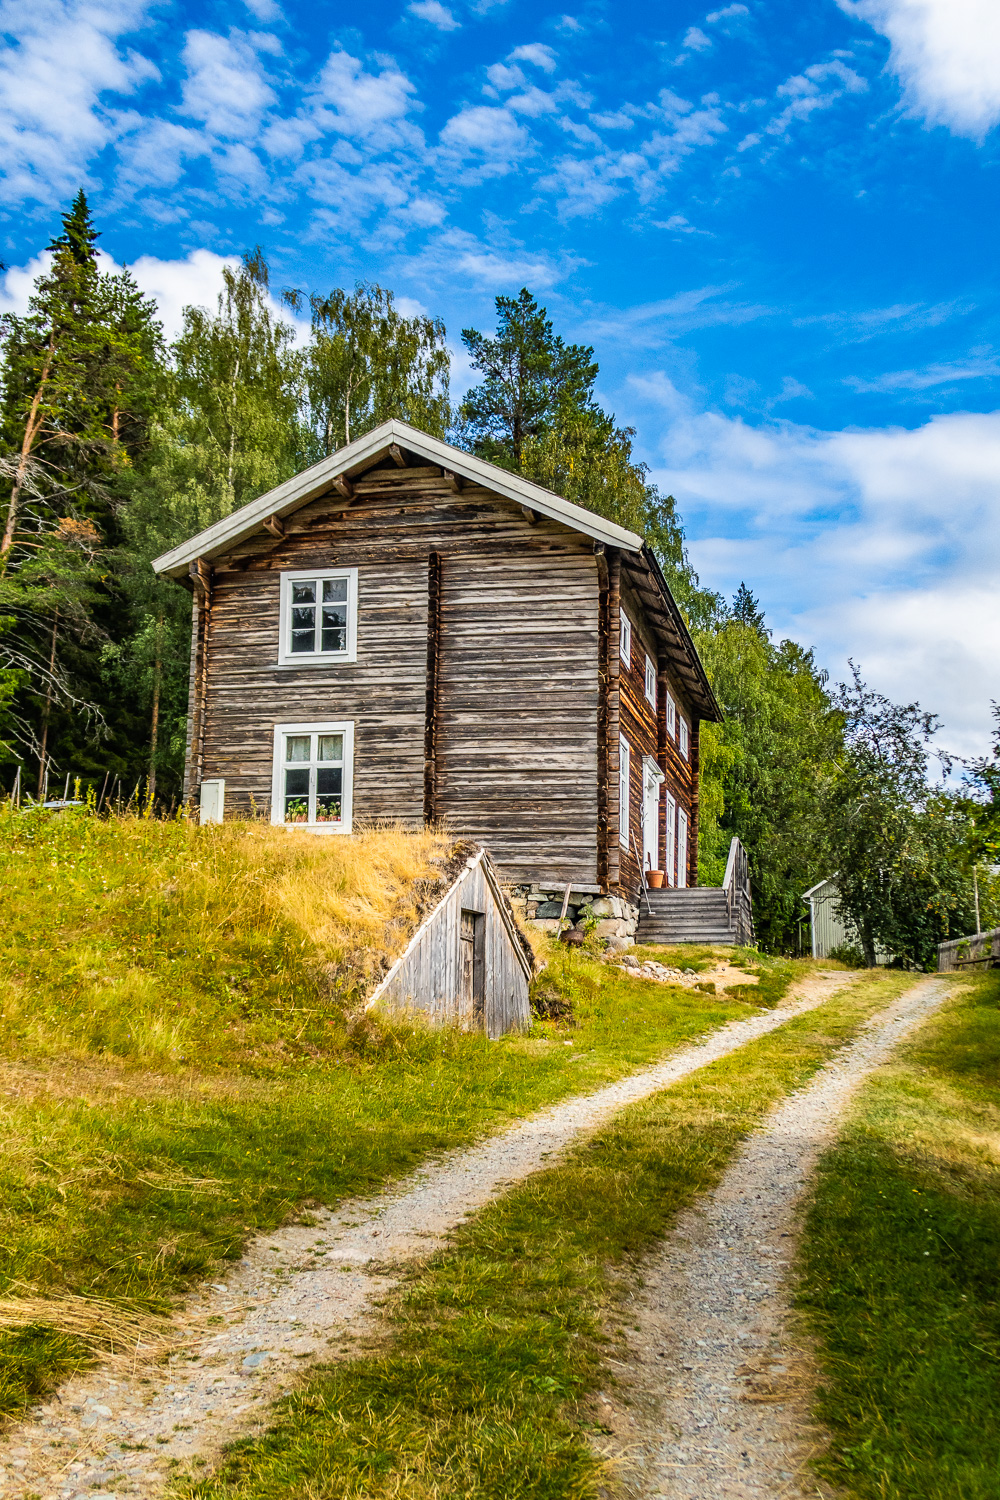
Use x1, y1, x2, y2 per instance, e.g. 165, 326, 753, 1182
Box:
278, 568, 358, 666
644, 653, 657, 709
619, 734, 630, 849
665, 691, 676, 740
679, 716, 690, 760
620, 610, 632, 666
664, 791, 677, 886
271, 721, 354, 833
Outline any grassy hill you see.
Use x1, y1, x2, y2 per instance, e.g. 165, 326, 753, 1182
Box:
0, 805, 789, 1422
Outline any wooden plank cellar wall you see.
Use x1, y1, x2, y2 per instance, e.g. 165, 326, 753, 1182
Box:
196, 462, 601, 885
371, 851, 532, 1038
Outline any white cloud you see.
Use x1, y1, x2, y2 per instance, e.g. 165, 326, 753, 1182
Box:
631, 377, 1000, 754
682, 27, 713, 50
508, 43, 558, 72
307, 48, 421, 147
705, 3, 748, 19
841, 0, 1000, 137
0, 0, 157, 204
179, 30, 276, 140
407, 0, 460, 31
765, 59, 868, 136
438, 104, 531, 176
397, 226, 571, 291
844, 354, 1000, 392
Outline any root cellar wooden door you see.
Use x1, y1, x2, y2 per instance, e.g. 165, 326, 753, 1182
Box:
459, 909, 486, 1029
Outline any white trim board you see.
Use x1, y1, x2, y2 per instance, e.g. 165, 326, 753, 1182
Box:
152, 418, 643, 578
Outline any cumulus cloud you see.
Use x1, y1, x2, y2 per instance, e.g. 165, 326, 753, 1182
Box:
841, 0, 1000, 137
0, 0, 157, 204
438, 104, 532, 177
682, 27, 712, 50
632, 376, 1000, 754
179, 30, 276, 139
307, 48, 421, 145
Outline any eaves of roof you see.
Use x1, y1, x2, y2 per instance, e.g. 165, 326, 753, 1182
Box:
151, 417, 643, 578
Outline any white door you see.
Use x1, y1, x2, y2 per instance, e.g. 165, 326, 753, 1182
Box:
664, 792, 676, 885
642, 762, 660, 873
677, 807, 689, 889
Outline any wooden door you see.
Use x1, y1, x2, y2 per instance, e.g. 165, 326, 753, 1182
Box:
460, 909, 485, 1029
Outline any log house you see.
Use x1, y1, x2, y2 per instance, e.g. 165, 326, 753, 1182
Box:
153, 420, 720, 906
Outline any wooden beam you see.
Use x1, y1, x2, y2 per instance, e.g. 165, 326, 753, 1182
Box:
333, 474, 354, 499
443, 469, 463, 493
520, 506, 539, 525
389, 443, 406, 467
262, 515, 285, 539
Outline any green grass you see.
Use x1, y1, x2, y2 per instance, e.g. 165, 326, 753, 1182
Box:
797, 971, 1000, 1500
0, 805, 805, 1422
179, 969, 918, 1500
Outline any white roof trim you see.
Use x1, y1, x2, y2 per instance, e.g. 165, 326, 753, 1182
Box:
802, 876, 839, 900
152, 417, 643, 577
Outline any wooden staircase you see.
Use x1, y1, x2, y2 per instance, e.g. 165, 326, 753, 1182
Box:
636, 837, 755, 948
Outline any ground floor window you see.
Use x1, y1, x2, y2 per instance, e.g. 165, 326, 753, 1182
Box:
270, 721, 354, 832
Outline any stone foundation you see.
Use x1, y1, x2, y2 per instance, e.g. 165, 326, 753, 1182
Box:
509, 886, 640, 947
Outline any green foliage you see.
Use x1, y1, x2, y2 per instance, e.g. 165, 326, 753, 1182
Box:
798, 975, 1000, 1500
695, 606, 843, 949
826, 665, 976, 968
460, 287, 597, 469
290, 281, 450, 457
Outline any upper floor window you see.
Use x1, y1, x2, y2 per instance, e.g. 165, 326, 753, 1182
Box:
679, 716, 690, 759
620, 610, 632, 666
665, 691, 676, 739
644, 653, 657, 709
278, 568, 358, 666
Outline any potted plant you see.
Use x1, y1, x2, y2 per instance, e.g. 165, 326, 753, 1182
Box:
285, 799, 309, 824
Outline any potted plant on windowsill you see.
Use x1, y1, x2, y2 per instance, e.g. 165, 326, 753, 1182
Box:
285, 800, 309, 824
315, 803, 341, 824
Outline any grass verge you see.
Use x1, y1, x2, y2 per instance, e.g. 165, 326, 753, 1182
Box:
0, 806, 801, 1421
179, 969, 918, 1500
796, 971, 1000, 1500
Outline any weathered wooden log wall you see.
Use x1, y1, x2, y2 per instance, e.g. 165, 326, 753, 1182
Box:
197, 461, 600, 884
367, 848, 533, 1037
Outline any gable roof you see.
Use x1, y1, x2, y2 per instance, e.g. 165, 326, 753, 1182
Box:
151, 418, 642, 578
151, 417, 721, 722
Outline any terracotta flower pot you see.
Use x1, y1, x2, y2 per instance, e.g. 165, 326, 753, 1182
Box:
647, 869, 665, 889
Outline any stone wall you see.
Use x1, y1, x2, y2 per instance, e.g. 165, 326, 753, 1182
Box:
509, 885, 640, 948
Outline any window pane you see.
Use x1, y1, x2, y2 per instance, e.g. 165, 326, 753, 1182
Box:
323, 578, 348, 603
283, 767, 310, 823
292, 581, 316, 603
285, 735, 311, 762
290, 600, 316, 652
320, 604, 347, 653
317, 734, 343, 763
316, 767, 342, 823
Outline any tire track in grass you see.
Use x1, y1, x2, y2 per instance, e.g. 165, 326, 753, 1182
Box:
0, 970, 855, 1500
606, 976, 954, 1500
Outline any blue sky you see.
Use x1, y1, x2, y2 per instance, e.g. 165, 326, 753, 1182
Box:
1, 0, 998, 755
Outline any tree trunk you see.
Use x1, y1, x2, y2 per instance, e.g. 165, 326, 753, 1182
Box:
36, 610, 59, 796
227, 355, 240, 501
149, 613, 163, 802
2, 331, 55, 566
860, 919, 877, 968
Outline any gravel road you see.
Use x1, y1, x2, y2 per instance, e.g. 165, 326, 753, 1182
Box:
602, 975, 953, 1499
0, 969, 854, 1500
